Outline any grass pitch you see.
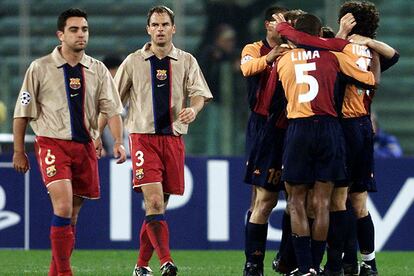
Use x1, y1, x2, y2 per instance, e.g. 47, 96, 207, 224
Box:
0, 250, 413, 275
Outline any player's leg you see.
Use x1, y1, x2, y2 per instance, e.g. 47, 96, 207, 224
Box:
325, 187, 348, 274
70, 195, 84, 254
350, 191, 377, 275
286, 182, 314, 274
342, 199, 359, 275
48, 180, 75, 276
311, 181, 334, 271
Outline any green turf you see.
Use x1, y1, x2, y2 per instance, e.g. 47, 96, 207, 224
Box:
0, 250, 413, 275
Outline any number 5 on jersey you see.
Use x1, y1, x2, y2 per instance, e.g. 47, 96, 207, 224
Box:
295, 62, 319, 103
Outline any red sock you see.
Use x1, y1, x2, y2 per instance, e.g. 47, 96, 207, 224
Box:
50, 225, 74, 275
146, 220, 172, 265
71, 225, 76, 255
137, 221, 154, 267
48, 256, 57, 276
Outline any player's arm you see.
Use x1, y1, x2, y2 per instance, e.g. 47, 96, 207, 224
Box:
240, 44, 268, 77
114, 55, 133, 106
333, 50, 380, 88
336, 13, 356, 39
348, 34, 400, 71
272, 14, 349, 51
179, 95, 205, 124
13, 117, 30, 173
106, 114, 126, 163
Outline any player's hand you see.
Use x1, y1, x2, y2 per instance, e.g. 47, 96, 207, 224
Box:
13, 151, 30, 173
337, 13, 356, 39
266, 44, 291, 64
271, 13, 286, 27
94, 137, 103, 159
178, 107, 197, 124
348, 34, 372, 46
113, 143, 127, 164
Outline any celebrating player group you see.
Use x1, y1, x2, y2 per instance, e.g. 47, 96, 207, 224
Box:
241, 1, 398, 276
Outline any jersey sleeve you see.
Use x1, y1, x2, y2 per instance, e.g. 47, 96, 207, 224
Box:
276, 22, 349, 51
114, 55, 133, 106
240, 43, 268, 77
380, 51, 400, 72
186, 55, 213, 100
13, 61, 40, 120
332, 51, 376, 88
98, 63, 123, 119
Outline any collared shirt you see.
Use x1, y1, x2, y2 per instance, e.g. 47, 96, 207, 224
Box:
14, 46, 123, 141
115, 43, 212, 135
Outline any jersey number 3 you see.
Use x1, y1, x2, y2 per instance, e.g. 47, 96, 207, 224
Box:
295, 63, 319, 103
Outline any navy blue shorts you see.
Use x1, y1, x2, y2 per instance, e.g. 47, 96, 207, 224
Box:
244, 114, 286, 192
282, 116, 347, 185
341, 116, 376, 193
245, 112, 267, 159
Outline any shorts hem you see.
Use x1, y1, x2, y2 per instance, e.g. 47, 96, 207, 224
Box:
46, 179, 71, 188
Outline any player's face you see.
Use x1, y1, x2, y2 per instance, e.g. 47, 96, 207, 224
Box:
265, 20, 283, 44
147, 12, 176, 47
57, 17, 89, 52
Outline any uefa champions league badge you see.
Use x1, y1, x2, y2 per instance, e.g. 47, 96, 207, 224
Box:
20, 91, 31, 106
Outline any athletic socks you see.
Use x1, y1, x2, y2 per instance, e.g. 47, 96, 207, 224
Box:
292, 235, 312, 273
50, 215, 73, 275
279, 212, 297, 268
145, 214, 172, 266
138, 220, 154, 267
357, 214, 377, 271
326, 210, 347, 271
245, 222, 268, 267
311, 239, 326, 270
343, 203, 358, 265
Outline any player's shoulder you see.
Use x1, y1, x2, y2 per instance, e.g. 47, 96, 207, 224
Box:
242, 40, 265, 53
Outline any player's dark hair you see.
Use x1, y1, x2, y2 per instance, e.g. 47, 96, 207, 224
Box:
264, 6, 288, 21
338, 1, 379, 38
57, 8, 87, 32
294, 14, 322, 36
322, 26, 335, 38
147, 5, 175, 26
283, 9, 307, 27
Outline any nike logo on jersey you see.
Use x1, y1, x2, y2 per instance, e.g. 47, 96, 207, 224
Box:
157, 84, 166, 88
70, 93, 79, 98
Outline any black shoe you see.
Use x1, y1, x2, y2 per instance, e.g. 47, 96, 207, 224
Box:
324, 267, 344, 276
132, 265, 153, 276
272, 255, 295, 274
359, 262, 378, 276
289, 268, 318, 276
343, 262, 359, 276
160, 261, 178, 276
243, 262, 263, 276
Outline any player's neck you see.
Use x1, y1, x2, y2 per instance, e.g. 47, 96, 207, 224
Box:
60, 46, 84, 67
150, 43, 173, 59
266, 36, 279, 48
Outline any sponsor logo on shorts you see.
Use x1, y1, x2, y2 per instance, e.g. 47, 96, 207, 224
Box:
45, 149, 56, 165
69, 78, 81, 90
135, 168, 144, 180
46, 165, 57, 177
156, 69, 167, 81
253, 169, 261, 175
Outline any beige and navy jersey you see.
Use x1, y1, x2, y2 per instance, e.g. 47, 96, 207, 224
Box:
115, 43, 213, 135
13, 46, 123, 141
276, 47, 376, 119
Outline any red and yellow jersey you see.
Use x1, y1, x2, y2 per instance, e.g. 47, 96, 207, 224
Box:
341, 43, 373, 118
276, 47, 375, 119
240, 40, 273, 114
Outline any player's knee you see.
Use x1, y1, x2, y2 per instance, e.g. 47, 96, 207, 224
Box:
255, 200, 277, 220
53, 202, 73, 218
312, 195, 330, 214
146, 194, 164, 213
353, 204, 368, 218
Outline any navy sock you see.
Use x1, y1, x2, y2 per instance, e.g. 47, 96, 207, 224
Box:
357, 214, 376, 271
51, 214, 71, 227
292, 235, 312, 273
244, 210, 252, 261
326, 211, 347, 271
343, 202, 358, 265
145, 214, 165, 223
245, 222, 268, 267
280, 212, 297, 269
311, 239, 326, 269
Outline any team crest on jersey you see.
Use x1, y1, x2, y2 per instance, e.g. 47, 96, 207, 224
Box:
20, 91, 31, 105
69, 78, 81, 90
46, 165, 57, 177
156, 70, 168, 81
135, 168, 144, 180
45, 149, 56, 165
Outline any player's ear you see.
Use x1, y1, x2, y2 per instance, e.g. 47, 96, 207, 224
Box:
146, 25, 150, 35
172, 24, 176, 34
56, 30, 64, 43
